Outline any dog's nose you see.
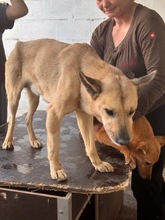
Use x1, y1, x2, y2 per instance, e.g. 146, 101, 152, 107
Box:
116, 137, 130, 146
116, 128, 131, 145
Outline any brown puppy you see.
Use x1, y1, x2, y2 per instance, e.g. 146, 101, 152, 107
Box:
3, 39, 156, 180
95, 116, 165, 179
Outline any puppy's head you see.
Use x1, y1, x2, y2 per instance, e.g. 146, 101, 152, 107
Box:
94, 116, 165, 179
129, 116, 165, 179
79, 69, 156, 146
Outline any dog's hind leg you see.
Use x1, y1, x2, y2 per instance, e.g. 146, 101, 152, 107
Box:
2, 86, 22, 150
76, 109, 114, 173
46, 104, 67, 181
25, 88, 42, 148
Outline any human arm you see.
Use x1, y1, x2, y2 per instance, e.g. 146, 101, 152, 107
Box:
90, 19, 112, 60
134, 11, 165, 119
6, 0, 28, 20
90, 29, 104, 59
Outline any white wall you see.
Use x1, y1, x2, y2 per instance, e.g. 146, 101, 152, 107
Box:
3, 0, 165, 57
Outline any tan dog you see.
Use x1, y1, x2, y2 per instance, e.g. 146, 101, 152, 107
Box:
3, 39, 156, 181
95, 116, 165, 179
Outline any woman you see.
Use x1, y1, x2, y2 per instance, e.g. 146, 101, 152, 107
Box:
0, 0, 28, 125
91, 0, 165, 219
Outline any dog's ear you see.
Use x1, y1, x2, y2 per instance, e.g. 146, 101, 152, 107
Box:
136, 141, 148, 155
79, 71, 102, 99
155, 136, 165, 148
131, 70, 157, 90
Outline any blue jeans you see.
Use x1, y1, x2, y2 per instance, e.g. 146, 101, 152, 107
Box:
0, 82, 7, 125
132, 104, 165, 220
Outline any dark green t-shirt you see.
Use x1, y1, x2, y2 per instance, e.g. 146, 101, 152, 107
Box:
91, 4, 165, 119
0, 3, 14, 83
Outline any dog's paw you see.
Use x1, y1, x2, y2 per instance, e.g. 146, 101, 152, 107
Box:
129, 157, 136, 170
30, 139, 43, 148
51, 169, 67, 181
93, 161, 114, 172
2, 141, 14, 150
125, 156, 136, 169
124, 155, 131, 165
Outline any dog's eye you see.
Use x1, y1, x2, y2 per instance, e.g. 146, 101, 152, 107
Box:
145, 161, 152, 166
128, 110, 135, 116
105, 109, 116, 117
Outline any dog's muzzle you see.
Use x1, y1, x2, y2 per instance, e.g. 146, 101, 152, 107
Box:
115, 137, 130, 146
115, 128, 131, 146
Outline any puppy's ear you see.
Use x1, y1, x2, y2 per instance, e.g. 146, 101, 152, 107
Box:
136, 141, 148, 155
131, 70, 157, 90
79, 71, 102, 99
155, 136, 165, 148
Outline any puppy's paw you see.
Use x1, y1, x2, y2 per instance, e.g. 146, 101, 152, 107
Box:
51, 169, 67, 181
94, 161, 114, 172
125, 155, 136, 169
124, 154, 131, 165
129, 157, 136, 169
2, 141, 14, 150
30, 139, 43, 148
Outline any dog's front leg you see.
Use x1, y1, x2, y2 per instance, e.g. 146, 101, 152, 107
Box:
46, 106, 67, 181
76, 110, 114, 173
